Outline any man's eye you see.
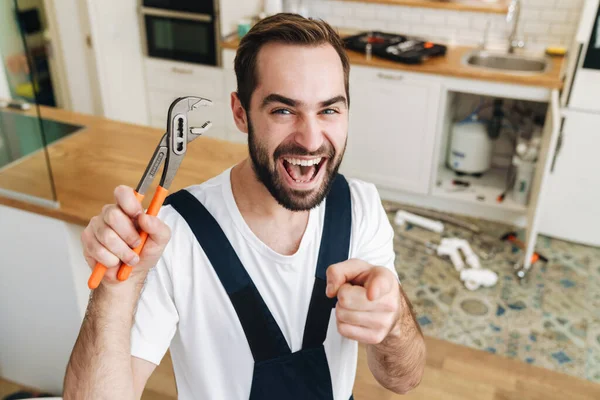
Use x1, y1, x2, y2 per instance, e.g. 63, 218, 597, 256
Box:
273, 109, 291, 115
321, 109, 338, 115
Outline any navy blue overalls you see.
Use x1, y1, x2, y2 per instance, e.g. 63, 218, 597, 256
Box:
164, 173, 354, 399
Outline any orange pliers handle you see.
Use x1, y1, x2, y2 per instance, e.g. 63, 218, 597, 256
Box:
87, 186, 169, 289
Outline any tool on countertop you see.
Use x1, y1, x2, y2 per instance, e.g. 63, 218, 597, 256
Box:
87, 96, 213, 289
0, 99, 31, 111
343, 31, 447, 64
500, 231, 548, 264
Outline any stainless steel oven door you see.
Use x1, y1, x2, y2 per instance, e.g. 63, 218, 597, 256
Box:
141, 7, 218, 66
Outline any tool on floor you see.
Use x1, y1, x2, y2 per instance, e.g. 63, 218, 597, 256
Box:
87, 96, 213, 289
398, 232, 498, 291
501, 231, 548, 264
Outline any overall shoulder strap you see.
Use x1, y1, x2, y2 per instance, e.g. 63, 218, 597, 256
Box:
164, 190, 291, 362
302, 174, 352, 349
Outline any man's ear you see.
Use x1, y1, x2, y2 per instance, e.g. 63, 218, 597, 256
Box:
231, 92, 249, 134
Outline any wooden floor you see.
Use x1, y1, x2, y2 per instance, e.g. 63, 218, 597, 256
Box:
3, 336, 597, 400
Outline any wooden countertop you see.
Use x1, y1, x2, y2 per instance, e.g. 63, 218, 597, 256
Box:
221, 36, 564, 89
0, 107, 248, 226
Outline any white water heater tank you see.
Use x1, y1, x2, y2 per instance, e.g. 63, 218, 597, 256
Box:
447, 120, 493, 175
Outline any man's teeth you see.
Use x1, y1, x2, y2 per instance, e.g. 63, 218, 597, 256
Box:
284, 157, 322, 166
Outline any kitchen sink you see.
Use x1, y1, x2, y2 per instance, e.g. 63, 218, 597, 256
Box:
463, 50, 549, 73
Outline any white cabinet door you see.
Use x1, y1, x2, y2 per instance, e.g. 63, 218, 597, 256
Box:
341, 66, 441, 194
539, 108, 600, 247
85, 0, 148, 124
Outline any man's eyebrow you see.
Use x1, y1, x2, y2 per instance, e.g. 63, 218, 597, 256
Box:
320, 95, 347, 108
261, 94, 302, 109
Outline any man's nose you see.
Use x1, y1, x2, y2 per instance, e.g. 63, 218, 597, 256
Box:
294, 116, 324, 153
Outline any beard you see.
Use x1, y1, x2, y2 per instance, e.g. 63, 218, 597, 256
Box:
247, 116, 346, 211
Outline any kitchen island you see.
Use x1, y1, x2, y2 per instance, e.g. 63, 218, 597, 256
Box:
0, 106, 248, 225
0, 106, 247, 394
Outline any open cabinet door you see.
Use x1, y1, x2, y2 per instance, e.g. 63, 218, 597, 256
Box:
538, 109, 600, 247
519, 89, 562, 278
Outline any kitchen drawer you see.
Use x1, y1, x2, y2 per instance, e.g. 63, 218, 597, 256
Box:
144, 58, 224, 100
350, 66, 409, 82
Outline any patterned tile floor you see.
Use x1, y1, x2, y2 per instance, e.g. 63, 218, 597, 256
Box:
383, 200, 600, 383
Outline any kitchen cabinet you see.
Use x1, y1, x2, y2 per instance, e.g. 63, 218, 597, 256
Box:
341, 65, 441, 194
222, 49, 247, 144
539, 109, 600, 247
143, 58, 227, 141
85, 0, 148, 124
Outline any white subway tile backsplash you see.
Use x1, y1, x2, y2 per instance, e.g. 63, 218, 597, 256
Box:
446, 12, 470, 28
311, 2, 332, 17
376, 5, 398, 21
332, 2, 353, 17
541, 10, 568, 23
520, 9, 540, 21
567, 10, 582, 24
470, 16, 492, 30
556, 0, 582, 9
362, 19, 383, 31
397, 8, 422, 23
523, 23, 549, 35
345, 18, 363, 29
423, 12, 446, 25
307, 0, 583, 48
551, 23, 575, 36
354, 4, 377, 19
527, 0, 555, 7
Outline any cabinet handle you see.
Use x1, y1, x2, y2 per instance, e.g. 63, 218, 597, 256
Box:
550, 116, 565, 173
172, 67, 193, 75
377, 72, 403, 81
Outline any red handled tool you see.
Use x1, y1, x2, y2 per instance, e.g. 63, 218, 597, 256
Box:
88, 96, 213, 289
500, 231, 549, 264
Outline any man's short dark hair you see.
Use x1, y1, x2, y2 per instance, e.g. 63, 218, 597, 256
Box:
234, 13, 350, 111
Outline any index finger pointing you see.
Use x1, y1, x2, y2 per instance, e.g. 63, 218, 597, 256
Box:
326, 259, 371, 298
364, 267, 395, 301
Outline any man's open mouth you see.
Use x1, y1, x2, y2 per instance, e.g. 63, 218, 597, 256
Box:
281, 157, 327, 184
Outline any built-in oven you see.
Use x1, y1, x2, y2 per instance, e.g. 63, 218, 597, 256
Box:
140, 0, 221, 66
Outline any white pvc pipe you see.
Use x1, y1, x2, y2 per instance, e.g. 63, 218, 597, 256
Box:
394, 210, 444, 233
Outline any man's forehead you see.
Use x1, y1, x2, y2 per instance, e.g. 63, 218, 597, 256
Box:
253, 42, 345, 103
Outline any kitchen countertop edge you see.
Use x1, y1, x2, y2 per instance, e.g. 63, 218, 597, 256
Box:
221, 35, 564, 90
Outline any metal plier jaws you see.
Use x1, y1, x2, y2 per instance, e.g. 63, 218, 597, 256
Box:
87, 96, 213, 289
137, 96, 213, 194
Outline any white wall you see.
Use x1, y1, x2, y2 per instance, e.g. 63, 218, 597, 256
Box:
0, 0, 27, 95
0, 205, 89, 394
220, 0, 264, 38
0, 48, 11, 100
305, 0, 584, 49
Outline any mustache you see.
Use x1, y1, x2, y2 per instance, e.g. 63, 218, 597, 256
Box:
273, 142, 335, 159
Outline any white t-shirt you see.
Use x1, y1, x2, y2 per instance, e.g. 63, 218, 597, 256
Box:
131, 167, 397, 400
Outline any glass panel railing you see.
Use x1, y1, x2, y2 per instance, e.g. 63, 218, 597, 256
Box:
0, 0, 82, 207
